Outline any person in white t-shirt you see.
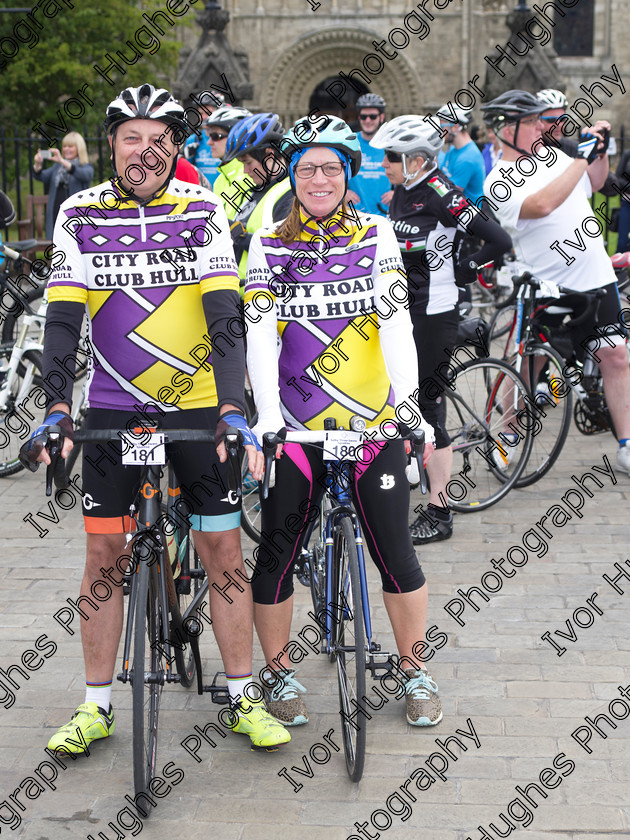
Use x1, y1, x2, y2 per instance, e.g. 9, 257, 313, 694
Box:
481, 90, 630, 475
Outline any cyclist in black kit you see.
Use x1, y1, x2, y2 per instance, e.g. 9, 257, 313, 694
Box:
371, 116, 512, 543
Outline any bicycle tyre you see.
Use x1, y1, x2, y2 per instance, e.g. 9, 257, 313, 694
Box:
333, 515, 367, 782
0, 348, 43, 478
488, 303, 516, 348
0, 280, 45, 344
445, 357, 533, 512
166, 510, 204, 689
132, 552, 163, 811
63, 391, 87, 482
240, 392, 260, 542
240, 449, 262, 542
509, 343, 572, 487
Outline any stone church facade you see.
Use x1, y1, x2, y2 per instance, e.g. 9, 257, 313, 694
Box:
180, 0, 629, 144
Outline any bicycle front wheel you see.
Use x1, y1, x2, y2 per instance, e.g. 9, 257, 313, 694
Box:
0, 348, 43, 478
511, 343, 572, 487
333, 515, 366, 782
132, 554, 164, 810
445, 357, 533, 512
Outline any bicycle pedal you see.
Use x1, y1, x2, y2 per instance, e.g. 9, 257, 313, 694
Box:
366, 651, 395, 678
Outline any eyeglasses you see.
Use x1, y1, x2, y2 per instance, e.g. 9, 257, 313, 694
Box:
540, 115, 563, 122
384, 150, 402, 163
294, 162, 344, 179
518, 116, 543, 127
359, 113, 380, 121
207, 132, 228, 141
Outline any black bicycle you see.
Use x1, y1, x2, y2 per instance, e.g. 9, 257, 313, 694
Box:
43, 424, 242, 812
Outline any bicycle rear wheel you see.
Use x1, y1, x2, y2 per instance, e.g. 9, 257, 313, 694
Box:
132, 552, 164, 811
0, 348, 43, 478
510, 343, 572, 487
445, 357, 533, 512
333, 515, 366, 782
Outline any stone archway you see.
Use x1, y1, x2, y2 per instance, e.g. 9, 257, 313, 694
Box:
262, 27, 423, 127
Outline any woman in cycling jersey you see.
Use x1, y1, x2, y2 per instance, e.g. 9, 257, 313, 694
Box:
245, 116, 442, 729
370, 116, 511, 545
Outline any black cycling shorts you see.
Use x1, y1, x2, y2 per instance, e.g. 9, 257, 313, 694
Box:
411, 307, 459, 450
539, 281, 627, 364
80, 407, 241, 534
251, 440, 426, 605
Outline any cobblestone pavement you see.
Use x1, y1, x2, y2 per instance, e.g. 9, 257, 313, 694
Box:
0, 424, 629, 840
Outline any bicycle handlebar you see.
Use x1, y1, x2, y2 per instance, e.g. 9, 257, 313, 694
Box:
45, 427, 243, 497
259, 424, 427, 501
512, 272, 606, 332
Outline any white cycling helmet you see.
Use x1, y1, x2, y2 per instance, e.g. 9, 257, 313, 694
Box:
435, 103, 471, 126
371, 116, 443, 185
203, 105, 252, 131
536, 88, 568, 110
370, 115, 444, 158
104, 84, 187, 135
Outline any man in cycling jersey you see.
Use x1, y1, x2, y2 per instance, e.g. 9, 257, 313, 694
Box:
204, 105, 254, 219
346, 93, 393, 215
482, 90, 630, 475
21, 84, 290, 753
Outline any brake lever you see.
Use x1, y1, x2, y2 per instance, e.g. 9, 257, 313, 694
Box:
45, 430, 62, 497
260, 429, 286, 500
224, 427, 242, 496
411, 429, 427, 495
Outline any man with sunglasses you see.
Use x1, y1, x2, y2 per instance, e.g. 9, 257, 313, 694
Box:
205, 105, 254, 219
346, 93, 393, 215
482, 90, 630, 477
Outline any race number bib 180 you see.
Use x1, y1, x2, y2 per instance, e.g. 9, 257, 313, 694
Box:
324, 430, 360, 461
121, 432, 166, 465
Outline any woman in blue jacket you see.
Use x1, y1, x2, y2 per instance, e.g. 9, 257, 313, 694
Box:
32, 132, 94, 239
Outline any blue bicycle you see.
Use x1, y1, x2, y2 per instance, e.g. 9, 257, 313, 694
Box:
261, 418, 426, 781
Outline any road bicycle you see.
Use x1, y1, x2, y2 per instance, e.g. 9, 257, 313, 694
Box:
0, 242, 48, 477
488, 271, 613, 486
42, 423, 243, 812
0, 265, 91, 479
260, 418, 427, 782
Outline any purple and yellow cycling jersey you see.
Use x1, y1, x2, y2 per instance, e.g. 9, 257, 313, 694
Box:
244, 209, 421, 434
48, 179, 239, 411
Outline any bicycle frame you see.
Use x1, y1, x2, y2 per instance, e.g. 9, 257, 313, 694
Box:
319, 459, 375, 658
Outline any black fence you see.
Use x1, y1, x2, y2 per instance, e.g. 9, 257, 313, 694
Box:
1, 124, 111, 227
1, 122, 626, 244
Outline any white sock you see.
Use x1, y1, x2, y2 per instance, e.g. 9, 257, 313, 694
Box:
226, 672, 254, 706
84, 682, 112, 711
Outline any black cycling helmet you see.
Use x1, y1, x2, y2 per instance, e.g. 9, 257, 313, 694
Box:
222, 112, 285, 164
480, 90, 545, 154
480, 90, 545, 130
356, 93, 386, 113
0, 190, 16, 227
104, 84, 188, 205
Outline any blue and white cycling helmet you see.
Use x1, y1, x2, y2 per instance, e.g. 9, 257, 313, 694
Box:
281, 115, 362, 190
222, 112, 285, 164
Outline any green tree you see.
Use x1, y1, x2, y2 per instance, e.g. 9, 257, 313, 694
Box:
0, 0, 193, 135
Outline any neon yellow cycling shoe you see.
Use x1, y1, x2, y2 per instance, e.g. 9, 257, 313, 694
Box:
230, 698, 291, 751
47, 703, 115, 754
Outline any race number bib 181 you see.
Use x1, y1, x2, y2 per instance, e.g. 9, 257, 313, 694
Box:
324, 430, 360, 461
121, 432, 166, 465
